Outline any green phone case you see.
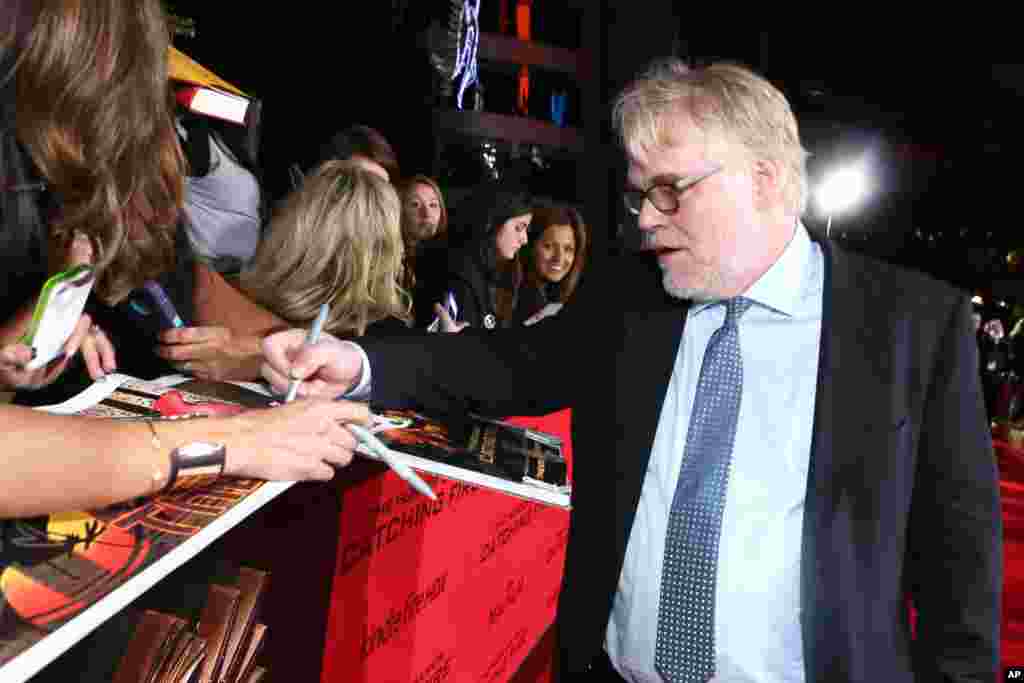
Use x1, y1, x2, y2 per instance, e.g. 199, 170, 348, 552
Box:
19, 264, 95, 366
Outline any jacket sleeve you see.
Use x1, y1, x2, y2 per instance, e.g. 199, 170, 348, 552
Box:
908, 293, 1001, 681
358, 261, 602, 419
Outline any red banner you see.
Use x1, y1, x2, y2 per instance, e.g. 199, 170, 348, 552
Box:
320, 410, 571, 682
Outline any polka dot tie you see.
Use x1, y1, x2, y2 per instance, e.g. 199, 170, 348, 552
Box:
655, 297, 753, 683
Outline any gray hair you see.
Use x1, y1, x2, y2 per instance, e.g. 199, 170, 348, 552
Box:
612, 58, 810, 216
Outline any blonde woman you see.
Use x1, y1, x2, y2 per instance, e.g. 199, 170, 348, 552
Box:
158, 161, 412, 379
241, 160, 412, 337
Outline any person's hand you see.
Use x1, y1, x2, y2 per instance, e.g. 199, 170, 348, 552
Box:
434, 303, 468, 334
261, 330, 364, 399
222, 398, 371, 481
0, 231, 107, 390
0, 313, 94, 390
156, 326, 262, 381
79, 323, 117, 380
47, 230, 94, 276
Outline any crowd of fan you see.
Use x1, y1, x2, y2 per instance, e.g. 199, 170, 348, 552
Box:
0, 0, 586, 517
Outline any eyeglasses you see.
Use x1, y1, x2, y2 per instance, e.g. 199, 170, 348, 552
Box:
622, 165, 723, 216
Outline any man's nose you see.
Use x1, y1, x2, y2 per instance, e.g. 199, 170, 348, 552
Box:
636, 199, 661, 232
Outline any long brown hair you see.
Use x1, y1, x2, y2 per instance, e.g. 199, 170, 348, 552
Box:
9, 0, 185, 304
239, 160, 411, 337
397, 174, 447, 290
525, 203, 588, 303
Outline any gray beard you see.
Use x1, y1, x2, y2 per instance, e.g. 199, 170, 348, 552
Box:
661, 268, 723, 304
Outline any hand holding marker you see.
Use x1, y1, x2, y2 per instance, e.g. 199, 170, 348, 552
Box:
284, 303, 437, 500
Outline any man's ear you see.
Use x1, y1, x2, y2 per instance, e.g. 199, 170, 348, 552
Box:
752, 158, 783, 210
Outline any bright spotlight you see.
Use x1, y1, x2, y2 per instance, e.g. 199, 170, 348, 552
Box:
815, 162, 870, 217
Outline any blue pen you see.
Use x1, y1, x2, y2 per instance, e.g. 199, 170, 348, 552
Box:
284, 302, 329, 403
143, 280, 184, 329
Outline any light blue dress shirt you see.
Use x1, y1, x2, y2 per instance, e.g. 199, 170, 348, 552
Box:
606, 223, 824, 683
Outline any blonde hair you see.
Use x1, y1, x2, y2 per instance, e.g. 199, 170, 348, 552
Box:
612, 58, 809, 216
240, 160, 411, 336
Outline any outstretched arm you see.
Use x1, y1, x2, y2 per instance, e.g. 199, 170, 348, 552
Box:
263, 266, 604, 418
0, 398, 369, 519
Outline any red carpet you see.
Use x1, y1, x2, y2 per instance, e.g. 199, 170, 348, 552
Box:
995, 441, 1024, 675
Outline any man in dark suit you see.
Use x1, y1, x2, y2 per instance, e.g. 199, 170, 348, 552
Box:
261, 59, 1000, 682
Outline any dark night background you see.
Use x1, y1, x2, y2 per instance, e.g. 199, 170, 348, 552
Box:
17, 8, 1024, 682
166, 2, 1024, 301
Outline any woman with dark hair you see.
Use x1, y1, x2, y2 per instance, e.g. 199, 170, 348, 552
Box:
439, 186, 532, 330
514, 203, 589, 325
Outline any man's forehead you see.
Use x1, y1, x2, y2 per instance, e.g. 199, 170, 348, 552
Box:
626, 124, 732, 186
627, 146, 698, 185
628, 118, 706, 169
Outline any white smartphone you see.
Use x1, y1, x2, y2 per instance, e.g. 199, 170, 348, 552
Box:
20, 265, 95, 369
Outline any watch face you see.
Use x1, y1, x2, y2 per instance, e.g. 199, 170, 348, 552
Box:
178, 441, 222, 458
174, 442, 225, 479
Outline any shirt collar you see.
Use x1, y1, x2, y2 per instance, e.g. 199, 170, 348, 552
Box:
692, 220, 811, 318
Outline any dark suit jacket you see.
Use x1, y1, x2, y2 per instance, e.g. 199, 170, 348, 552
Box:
360, 237, 1001, 682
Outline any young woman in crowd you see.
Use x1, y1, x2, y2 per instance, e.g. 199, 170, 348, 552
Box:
437, 187, 533, 330
398, 174, 452, 327
513, 203, 588, 325
400, 174, 447, 253
157, 160, 414, 378
0, 0, 367, 517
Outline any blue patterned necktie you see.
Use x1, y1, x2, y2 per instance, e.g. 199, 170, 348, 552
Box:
655, 297, 753, 683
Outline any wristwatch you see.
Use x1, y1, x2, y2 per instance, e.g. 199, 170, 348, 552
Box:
164, 441, 226, 492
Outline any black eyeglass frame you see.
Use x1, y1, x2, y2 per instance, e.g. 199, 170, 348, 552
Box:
622, 164, 724, 216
